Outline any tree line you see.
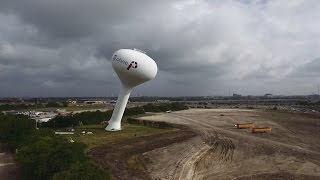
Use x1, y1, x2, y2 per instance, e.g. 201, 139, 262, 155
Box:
42, 106, 145, 128
0, 102, 187, 179
0, 101, 68, 111
16, 129, 108, 180
0, 104, 43, 111
0, 113, 108, 179
42, 102, 187, 128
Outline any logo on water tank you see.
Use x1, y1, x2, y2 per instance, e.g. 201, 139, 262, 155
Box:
113, 55, 128, 65
127, 61, 138, 70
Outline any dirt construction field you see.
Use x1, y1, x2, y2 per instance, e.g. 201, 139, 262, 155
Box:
92, 109, 320, 180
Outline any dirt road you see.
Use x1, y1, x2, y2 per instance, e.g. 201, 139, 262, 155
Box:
139, 109, 320, 179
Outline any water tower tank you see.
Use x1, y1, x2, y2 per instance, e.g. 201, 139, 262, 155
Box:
106, 49, 157, 131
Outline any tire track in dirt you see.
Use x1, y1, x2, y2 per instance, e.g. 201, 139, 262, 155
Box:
90, 126, 196, 180
137, 109, 320, 179
169, 114, 236, 180
172, 113, 320, 156
177, 145, 211, 180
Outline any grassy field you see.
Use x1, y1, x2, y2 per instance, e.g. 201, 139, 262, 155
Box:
65, 105, 111, 112
35, 104, 110, 112
65, 123, 176, 150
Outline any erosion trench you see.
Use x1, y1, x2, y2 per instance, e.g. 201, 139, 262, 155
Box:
91, 109, 320, 180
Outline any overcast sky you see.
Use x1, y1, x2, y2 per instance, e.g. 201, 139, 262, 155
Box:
0, 0, 320, 97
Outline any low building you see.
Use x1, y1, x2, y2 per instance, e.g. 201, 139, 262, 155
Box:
83, 101, 105, 105
264, 94, 273, 98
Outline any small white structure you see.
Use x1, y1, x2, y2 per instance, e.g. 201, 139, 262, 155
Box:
55, 132, 74, 135
68, 101, 77, 104
37, 117, 52, 123
69, 137, 75, 143
105, 49, 158, 131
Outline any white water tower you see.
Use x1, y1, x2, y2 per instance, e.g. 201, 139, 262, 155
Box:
105, 49, 157, 131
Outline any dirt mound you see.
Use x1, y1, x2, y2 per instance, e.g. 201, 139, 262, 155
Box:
90, 125, 196, 180
234, 172, 319, 180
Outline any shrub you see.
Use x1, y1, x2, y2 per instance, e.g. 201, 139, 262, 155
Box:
16, 134, 87, 179
53, 161, 109, 180
0, 113, 35, 148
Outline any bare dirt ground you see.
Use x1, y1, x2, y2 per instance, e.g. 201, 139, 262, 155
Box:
90, 125, 196, 180
139, 109, 320, 180
91, 109, 320, 179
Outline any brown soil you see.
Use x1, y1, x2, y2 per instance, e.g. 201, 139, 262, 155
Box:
90, 125, 196, 180
90, 109, 320, 180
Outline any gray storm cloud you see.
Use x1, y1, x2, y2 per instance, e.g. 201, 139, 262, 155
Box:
0, 0, 320, 96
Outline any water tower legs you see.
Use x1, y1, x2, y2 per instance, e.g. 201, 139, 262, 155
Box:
105, 87, 131, 131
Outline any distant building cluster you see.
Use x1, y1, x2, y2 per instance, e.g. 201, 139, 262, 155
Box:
264, 94, 273, 98
3, 110, 58, 123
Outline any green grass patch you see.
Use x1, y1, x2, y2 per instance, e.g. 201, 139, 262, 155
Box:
127, 155, 145, 172
68, 123, 177, 150
35, 104, 107, 112
64, 105, 107, 112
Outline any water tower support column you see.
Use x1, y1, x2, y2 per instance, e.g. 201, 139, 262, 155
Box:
105, 49, 157, 131
105, 87, 131, 131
